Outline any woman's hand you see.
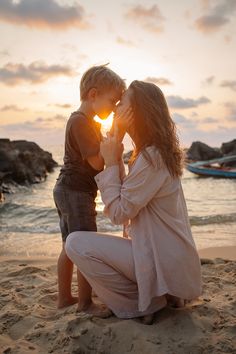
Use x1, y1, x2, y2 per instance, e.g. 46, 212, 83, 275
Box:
112, 106, 133, 142
100, 134, 124, 167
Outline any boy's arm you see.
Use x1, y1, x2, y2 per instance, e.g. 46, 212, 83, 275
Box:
86, 152, 104, 171
71, 117, 104, 171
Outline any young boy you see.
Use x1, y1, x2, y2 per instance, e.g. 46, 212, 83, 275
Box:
53, 65, 126, 312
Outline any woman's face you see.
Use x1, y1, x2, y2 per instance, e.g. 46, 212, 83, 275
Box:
117, 88, 132, 111
116, 88, 136, 140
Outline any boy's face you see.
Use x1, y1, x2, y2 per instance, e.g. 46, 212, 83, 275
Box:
93, 89, 122, 119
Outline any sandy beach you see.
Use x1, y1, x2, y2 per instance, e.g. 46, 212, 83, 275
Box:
0, 247, 235, 354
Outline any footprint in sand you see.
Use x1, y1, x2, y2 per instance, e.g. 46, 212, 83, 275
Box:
38, 294, 58, 308
8, 266, 46, 277
39, 285, 58, 295
8, 316, 40, 340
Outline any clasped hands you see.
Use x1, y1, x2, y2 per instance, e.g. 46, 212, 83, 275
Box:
100, 106, 133, 167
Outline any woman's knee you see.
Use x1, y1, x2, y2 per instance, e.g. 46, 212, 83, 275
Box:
65, 231, 93, 260
65, 231, 83, 259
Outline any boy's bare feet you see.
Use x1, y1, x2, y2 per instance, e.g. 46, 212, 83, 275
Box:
57, 296, 78, 309
77, 301, 112, 318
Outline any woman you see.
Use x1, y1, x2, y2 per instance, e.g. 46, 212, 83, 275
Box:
65, 80, 202, 321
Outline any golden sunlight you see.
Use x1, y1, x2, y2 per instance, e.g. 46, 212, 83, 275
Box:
94, 113, 114, 134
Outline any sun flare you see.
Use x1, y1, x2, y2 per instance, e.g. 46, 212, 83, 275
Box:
94, 113, 114, 134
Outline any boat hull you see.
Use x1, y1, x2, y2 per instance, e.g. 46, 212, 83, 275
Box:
186, 164, 236, 178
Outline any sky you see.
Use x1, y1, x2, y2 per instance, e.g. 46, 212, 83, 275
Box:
0, 0, 236, 151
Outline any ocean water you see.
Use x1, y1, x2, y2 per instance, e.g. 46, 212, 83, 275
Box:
0, 144, 236, 257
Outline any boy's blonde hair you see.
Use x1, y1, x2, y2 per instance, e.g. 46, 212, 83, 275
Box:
80, 64, 126, 100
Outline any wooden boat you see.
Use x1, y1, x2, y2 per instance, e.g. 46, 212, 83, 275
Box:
186, 155, 236, 178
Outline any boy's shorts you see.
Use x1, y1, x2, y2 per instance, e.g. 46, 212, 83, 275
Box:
53, 183, 97, 242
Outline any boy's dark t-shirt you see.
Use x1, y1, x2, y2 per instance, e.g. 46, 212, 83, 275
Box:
57, 111, 103, 196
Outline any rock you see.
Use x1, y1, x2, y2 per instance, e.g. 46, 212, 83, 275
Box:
220, 139, 236, 167
187, 141, 222, 161
126, 140, 236, 166
123, 150, 133, 164
221, 139, 236, 155
0, 139, 58, 199
200, 258, 214, 265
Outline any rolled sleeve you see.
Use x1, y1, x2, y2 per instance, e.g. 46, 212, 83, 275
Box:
95, 164, 120, 196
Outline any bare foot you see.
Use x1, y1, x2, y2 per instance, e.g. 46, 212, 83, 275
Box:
141, 313, 155, 325
57, 296, 78, 309
166, 294, 185, 308
92, 289, 98, 298
77, 301, 112, 318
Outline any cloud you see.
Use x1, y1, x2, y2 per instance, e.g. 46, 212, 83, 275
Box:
0, 61, 76, 85
220, 80, 236, 92
173, 113, 197, 129
0, 50, 10, 57
172, 112, 236, 147
0, 0, 89, 30
194, 0, 236, 33
125, 4, 165, 33
174, 113, 218, 126
116, 36, 135, 47
224, 102, 236, 122
167, 95, 211, 109
195, 16, 228, 33
144, 76, 173, 85
0, 116, 66, 147
201, 116, 218, 124
203, 75, 215, 85
0, 104, 26, 112
49, 103, 72, 109
0, 115, 66, 134
34, 115, 66, 125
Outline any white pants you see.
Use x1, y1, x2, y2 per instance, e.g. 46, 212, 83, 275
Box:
65, 231, 167, 318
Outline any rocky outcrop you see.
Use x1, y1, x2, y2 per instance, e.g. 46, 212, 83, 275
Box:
220, 139, 236, 167
186, 139, 236, 167
221, 139, 236, 155
124, 140, 236, 167
0, 139, 58, 200
186, 141, 222, 161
